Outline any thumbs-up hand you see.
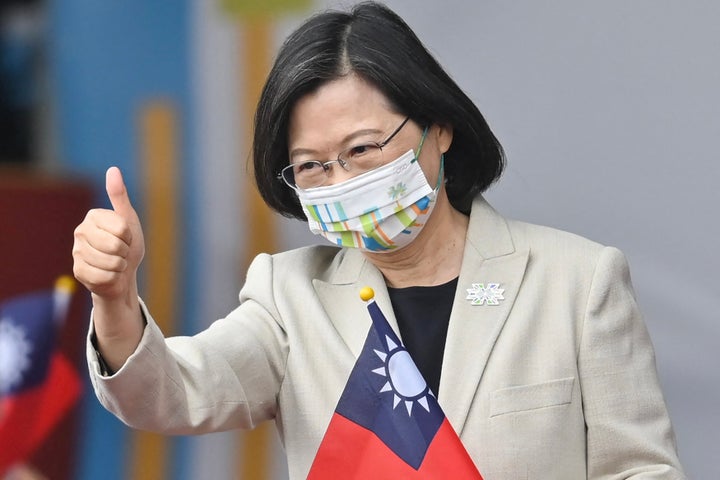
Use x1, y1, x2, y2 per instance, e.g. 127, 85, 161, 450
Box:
73, 167, 146, 370
73, 167, 145, 301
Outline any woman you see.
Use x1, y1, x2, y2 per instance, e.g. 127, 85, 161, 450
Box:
73, 2, 685, 478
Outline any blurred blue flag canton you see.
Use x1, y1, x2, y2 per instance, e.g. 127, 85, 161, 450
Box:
0, 291, 57, 397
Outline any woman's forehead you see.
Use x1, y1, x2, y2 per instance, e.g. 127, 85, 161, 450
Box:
288, 75, 395, 143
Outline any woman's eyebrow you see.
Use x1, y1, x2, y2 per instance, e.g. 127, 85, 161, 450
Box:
289, 128, 384, 159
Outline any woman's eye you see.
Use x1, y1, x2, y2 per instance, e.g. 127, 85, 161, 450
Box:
297, 161, 320, 172
347, 144, 373, 158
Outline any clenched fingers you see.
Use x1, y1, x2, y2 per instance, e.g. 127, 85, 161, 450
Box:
73, 208, 136, 294
80, 208, 133, 249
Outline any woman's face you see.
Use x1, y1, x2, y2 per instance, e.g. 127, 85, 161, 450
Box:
287, 74, 452, 188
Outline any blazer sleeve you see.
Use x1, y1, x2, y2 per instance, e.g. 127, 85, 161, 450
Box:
86, 253, 288, 434
578, 247, 685, 479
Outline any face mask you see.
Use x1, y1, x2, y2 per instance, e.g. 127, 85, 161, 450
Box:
295, 143, 443, 252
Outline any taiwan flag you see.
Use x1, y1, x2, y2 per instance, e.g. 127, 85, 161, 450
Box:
0, 277, 82, 475
308, 287, 482, 479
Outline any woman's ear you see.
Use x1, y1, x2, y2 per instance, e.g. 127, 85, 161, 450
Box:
434, 123, 454, 154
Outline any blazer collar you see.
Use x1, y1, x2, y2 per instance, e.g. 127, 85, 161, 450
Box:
312, 248, 399, 360
312, 196, 529, 433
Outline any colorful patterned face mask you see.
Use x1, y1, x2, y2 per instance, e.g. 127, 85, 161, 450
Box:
296, 134, 443, 252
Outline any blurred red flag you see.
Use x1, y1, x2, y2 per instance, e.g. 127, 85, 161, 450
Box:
0, 277, 82, 475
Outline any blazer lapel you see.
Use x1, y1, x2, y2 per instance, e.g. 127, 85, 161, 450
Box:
439, 197, 529, 435
312, 249, 400, 359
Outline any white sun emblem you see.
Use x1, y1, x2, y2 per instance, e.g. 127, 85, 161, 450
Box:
371, 335, 433, 416
0, 318, 33, 394
466, 283, 505, 305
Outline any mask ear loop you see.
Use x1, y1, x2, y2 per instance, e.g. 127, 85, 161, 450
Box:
411, 126, 430, 163
433, 154, 445, 192
413, 125, 444, 192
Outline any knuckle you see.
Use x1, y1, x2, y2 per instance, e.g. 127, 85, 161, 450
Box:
109, 255, 127, 272
74, 223, 88, 239
110, 236, 128, 255
72, 263, 83, 280
85, 208, 103, 221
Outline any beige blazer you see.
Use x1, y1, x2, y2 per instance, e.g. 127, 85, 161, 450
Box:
87, 196, 685, 479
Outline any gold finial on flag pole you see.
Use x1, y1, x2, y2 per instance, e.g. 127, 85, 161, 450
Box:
359, 287, 375, 302
53, 275, 76, 324
55, 275, 76, 295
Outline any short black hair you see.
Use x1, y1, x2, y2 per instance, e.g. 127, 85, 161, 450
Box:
253, 1, 505, 220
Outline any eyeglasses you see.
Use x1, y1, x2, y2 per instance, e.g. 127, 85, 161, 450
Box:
279, 117, 410, 189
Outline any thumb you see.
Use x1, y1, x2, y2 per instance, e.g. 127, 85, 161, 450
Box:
105, 166, 135, 219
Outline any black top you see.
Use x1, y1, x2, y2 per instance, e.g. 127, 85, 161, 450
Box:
387, 277, 458, 397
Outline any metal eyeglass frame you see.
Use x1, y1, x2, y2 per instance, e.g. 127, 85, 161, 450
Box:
278, 116, 411, 189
